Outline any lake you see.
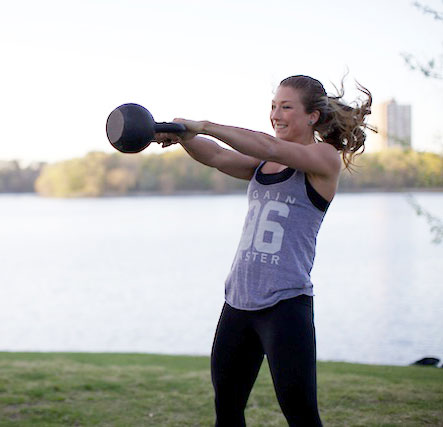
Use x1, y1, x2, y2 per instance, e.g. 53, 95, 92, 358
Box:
1, 192, 442, 366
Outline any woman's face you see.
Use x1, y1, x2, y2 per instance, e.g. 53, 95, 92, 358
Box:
270, 86, 315, 142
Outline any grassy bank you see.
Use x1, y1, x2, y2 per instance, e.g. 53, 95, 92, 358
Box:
0, 352, 442, 426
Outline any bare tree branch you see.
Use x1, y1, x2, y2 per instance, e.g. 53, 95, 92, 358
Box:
407, 195, 443, 244
401, 52, 443, 79
413, 1, 443, 20
401, 2, 443, 79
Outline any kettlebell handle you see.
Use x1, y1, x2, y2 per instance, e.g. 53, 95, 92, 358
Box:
154, 122, 187, 134
106, 103, 187, 153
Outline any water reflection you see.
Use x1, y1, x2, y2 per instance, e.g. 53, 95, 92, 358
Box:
313, 193, 443, 365
0, 193, 442, 365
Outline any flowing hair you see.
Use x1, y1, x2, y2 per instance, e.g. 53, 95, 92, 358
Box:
279, 75, 376, 169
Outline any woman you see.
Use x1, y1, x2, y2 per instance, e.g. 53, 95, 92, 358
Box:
156, 75, 373, 426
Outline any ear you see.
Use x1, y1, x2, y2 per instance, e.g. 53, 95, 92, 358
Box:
309, 110, 320, 126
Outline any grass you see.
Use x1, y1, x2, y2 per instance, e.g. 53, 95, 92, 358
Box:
0, 352, 442, 426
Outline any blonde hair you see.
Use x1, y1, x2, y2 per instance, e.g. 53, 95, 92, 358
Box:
279, 75, 376, 169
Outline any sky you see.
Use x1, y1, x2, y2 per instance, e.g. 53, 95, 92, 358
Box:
1, 0, 443, 164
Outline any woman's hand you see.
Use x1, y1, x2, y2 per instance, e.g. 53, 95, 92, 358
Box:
155, 119, 207, 147
154, 132, 182, 147
172, 118, 206, 138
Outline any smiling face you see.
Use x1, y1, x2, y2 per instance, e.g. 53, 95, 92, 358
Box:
270, 85, 318, 144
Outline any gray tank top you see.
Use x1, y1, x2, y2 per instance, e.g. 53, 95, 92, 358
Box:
225, 162, 330, 310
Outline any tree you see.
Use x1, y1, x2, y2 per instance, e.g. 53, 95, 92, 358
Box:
0, 160, 45, 193
35, 152, 107, 197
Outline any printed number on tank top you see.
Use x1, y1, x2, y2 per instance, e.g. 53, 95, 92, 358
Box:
238, 201, 289, 254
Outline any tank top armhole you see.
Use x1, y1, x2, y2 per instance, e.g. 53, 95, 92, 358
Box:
304, 174, 330, 212
255, 162, 295, 185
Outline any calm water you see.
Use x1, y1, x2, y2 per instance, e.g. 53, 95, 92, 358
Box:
1, 192, 442, 366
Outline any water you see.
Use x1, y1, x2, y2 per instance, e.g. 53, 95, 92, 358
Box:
1, 192, 442, 366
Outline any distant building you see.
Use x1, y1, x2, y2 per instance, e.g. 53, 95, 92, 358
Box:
367, 99, 412, 152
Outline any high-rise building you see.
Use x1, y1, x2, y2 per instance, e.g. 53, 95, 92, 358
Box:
367, 99, 412, 151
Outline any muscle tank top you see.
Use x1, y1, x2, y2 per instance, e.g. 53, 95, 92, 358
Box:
224, 162, 330, 310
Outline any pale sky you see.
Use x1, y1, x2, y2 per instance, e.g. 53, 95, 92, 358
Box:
1, 0, 442, 164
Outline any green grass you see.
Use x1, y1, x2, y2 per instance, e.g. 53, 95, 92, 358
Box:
0, 352, 442, 426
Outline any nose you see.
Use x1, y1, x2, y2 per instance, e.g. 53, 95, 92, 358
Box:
270, 106, 282, 121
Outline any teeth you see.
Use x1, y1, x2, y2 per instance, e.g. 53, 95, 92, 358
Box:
275, 124, 287, 128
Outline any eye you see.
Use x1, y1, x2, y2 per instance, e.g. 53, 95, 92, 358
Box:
271, 104, 276, 110
282, 106, 292, 109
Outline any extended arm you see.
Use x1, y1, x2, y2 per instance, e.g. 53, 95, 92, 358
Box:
156, 133, 260, 180
198, 121, 341, 178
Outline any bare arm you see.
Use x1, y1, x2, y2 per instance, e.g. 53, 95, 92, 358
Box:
157, 134, 260, 180
199, 122, 341, 178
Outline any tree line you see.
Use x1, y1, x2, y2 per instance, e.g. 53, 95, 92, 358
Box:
0, 148, 442, 197
340, 148, 443, 190
34, 150, 248, 197
0, 160, 46, 193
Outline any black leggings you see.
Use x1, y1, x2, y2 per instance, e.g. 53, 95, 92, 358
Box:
211, 295, 322, 427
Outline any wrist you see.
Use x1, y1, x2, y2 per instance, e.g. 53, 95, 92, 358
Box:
200, 120, 212, 135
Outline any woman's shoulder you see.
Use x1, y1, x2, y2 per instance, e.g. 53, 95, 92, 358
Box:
306, 142, 341, 174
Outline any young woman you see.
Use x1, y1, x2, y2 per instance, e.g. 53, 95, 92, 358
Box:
156, 75, 373, 426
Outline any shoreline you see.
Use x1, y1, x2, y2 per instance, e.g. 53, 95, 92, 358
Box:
1, 188, 443, 198
0, 351, 440, 368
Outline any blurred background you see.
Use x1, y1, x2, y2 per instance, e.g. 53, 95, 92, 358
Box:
1, 0, 442, 366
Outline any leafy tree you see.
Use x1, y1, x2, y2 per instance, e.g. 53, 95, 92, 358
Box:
31, 148, 442, 197
339, 148, 443, 190
35, 152, 107, 197
0, 161, 45, 192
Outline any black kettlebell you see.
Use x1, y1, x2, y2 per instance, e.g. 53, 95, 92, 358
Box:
106, 103, 187, 153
